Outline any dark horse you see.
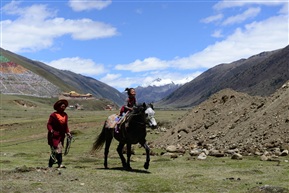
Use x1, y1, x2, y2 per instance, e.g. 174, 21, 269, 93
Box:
92, 103, 150, 170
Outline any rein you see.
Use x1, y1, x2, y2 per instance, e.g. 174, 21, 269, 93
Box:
64, 135, 74, 156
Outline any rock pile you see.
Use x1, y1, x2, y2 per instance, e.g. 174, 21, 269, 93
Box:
153, 81, 289, 160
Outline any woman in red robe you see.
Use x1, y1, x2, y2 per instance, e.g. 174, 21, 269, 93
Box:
47, 99, 71, 168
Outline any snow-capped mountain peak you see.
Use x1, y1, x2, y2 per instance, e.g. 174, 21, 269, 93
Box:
141, 78, 174, 87
142, 77, 193, 87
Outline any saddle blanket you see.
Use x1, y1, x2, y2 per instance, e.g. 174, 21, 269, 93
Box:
105, 114, 119, 128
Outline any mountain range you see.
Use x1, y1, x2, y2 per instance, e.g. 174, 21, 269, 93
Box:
157, 45, 289, 108
135, 82, 180, 104
0, 48, 125, 106
1, 45, 289, 108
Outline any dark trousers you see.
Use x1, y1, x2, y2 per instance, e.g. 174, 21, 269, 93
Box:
48, 149, 62, 167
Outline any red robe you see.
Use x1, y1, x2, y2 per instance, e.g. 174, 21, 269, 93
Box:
119, 96, 136, 115
47, 112, 70, 148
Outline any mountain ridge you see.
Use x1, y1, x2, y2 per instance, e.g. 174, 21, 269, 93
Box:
156, 45, 289, 108
0, 48, 125, 106
1, 45, 288, 108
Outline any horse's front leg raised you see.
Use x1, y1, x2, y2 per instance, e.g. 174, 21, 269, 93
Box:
117, 143, 127, 169
142, 143, 150, 169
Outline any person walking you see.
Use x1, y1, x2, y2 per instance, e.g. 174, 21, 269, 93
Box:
47, 99, 71, 168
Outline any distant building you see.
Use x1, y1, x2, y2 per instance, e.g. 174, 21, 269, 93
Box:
62, 91, 93, 98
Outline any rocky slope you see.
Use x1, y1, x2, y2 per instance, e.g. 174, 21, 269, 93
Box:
153, 80, 289, 156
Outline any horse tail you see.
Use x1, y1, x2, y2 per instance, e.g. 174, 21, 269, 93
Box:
92, 121, 107, 151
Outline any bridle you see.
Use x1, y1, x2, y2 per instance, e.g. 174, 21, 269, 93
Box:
64, 135, 74, 156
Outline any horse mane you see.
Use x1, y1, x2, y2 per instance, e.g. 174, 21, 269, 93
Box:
124, 104, 146, 128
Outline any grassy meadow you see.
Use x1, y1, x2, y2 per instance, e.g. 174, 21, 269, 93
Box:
1, 94, 289, 193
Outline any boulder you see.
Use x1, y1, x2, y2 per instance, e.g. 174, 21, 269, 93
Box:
280, 149, 288, 156
231, 153, 243, 160
197, 152, 207, 160
209, 150, 225, 157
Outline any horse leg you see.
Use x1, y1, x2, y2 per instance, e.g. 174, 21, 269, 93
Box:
142, 143, 150, 169
126, 143, 132, 171
104, 129, 113, 169
117, 143, 127, 169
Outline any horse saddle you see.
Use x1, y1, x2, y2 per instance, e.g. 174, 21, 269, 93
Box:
105, 113, 129, 130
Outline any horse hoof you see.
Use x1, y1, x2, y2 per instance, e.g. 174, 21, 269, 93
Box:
125, 166, 132, 171
144, 163, 149, 170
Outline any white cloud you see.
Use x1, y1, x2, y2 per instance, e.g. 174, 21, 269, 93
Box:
222, 7, 261, 25
1, 0, 287, 93
46, 57, 106, 76
214, 0, 286, 10
68, 0, 112, 12
115, 13, 287, 73
279, 2, 288, 14
106, 7, 288, 91
100, 70, 202, 90
201, 13, 223, 24
115, 57, 169, 72
174, 15, 288, 69
1, 1, 117, 52
211, 29, 223, 38
101, 73, 121, 82
100, 73, 140, 90
2, 1, 57, 19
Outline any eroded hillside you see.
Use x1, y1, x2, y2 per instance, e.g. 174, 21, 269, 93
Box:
154, 80, 289, 155
0, 55, 61, 97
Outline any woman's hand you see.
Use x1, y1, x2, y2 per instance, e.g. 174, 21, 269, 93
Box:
67, 132, 72, 137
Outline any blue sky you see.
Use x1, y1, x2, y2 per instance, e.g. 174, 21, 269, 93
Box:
1, 0, 288, 91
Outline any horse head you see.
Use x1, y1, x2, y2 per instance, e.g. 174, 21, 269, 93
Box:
145, 103, 157, 129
